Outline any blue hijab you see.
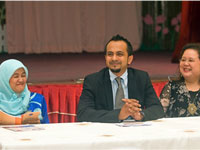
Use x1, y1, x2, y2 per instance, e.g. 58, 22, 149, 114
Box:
0, 59, 30, 116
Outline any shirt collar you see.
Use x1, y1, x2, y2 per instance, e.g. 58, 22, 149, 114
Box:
109, 69, 128, 85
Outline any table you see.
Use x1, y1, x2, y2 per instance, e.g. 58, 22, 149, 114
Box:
0, 116, 200, 150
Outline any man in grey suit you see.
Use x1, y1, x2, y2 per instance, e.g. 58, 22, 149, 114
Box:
77, 34, 164, 123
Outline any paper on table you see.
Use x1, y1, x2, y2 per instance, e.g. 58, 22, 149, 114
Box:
2, 125, 45, 132
116, 121, 152, 127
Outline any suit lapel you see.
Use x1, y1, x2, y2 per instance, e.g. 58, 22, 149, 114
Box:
104, 69, 114, 110
128, 68, 136, 99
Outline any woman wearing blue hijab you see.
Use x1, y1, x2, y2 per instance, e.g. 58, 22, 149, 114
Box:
0, 59, 49, 124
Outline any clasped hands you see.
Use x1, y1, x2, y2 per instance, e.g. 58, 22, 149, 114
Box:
118, 99, 144, 121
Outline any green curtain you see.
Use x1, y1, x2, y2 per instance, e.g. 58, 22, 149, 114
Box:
0, 1, 6, 54
141, 1, 182, 52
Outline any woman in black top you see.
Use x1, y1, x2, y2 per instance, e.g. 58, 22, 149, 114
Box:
160, 43, 200, 117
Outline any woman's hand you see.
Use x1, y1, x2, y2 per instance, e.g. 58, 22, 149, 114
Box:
22, 111, 40, 124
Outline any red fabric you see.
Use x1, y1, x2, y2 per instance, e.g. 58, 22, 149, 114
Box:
28, 82, 167, 123
172, 1, 200, 62
28, 84, 83, 123
152, 81, 167, 97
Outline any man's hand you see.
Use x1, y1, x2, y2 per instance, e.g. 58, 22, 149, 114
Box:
118, 99, 144, 121
131, 111, 144, 121
118, 101, 131, 120
22, 111, 40, 124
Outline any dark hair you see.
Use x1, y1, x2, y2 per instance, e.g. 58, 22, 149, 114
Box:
179, 43, 200, 60
177, 43, 200, 82
104, 34, 134, 56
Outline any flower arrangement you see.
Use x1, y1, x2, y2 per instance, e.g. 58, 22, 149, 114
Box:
142, 12, 181, 51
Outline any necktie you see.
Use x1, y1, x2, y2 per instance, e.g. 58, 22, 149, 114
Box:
115, 77, 125, 109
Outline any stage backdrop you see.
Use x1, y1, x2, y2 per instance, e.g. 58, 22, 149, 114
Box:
6, 1, 142, 54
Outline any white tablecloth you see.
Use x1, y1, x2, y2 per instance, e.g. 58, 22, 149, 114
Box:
0, 117, 200, 150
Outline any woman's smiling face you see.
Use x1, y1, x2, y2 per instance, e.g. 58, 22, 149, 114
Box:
9, 68, 27, 94
179, 49, 200, 81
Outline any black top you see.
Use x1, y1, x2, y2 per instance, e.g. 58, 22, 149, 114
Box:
160, 81, 200, 117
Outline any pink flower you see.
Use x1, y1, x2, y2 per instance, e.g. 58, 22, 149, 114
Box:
171, 17, 178, 26
155, 25, 161, 32
162, 28, 169, 35
175, 25, 180, 32
177, 13, 181, 22
156, 15, 166, 24
143, 14, 153, 25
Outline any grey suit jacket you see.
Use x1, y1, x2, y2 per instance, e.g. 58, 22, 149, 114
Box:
77, 67, 164, 123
